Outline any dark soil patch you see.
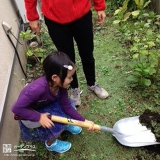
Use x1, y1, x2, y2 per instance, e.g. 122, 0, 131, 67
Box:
144, 145, 160, 155
139, 109, 160, 156
139, 109, 160, 142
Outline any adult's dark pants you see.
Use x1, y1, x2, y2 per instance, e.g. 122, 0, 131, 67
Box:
44, 11, 95, 88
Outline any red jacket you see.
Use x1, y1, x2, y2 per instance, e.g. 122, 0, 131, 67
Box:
24, 0, 106, 24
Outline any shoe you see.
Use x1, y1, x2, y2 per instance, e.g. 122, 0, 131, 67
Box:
65, 125, 82, 134
70, 88, 81, 106
45, 139, 71, 153
87, 84, 109, 99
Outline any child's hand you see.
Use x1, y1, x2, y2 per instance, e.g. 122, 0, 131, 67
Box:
39, 113, 54, 128
85, 119, 95, 131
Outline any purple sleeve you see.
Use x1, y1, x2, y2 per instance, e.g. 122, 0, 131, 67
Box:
59, 89, 85, 121
12, 84, 42, 122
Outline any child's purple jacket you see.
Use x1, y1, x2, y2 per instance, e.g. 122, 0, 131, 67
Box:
12, 76, 85, 122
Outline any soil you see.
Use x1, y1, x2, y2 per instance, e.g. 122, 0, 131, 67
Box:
139, 109, 160, 156
139, 109, 160, 142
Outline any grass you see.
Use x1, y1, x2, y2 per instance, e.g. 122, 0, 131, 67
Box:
18, 10, 160, 160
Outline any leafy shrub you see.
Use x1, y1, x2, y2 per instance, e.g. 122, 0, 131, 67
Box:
113, 0, 160, 88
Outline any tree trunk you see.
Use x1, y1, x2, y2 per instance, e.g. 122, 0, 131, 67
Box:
150, 0, 160, 14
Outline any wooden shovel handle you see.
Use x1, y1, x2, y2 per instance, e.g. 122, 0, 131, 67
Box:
14, 114, 114, 133
50, 115, 101, 130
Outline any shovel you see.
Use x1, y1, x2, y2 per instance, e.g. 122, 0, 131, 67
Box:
18, 115, 160, 147
49, 115, 160, 147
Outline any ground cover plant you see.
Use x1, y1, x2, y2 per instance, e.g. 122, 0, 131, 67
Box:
18, 1, 160, 159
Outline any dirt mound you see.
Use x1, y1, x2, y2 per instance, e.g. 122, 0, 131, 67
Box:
139, 109, 160, 142
139, 109, 160, 156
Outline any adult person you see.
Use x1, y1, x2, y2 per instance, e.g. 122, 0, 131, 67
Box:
24, 0, 109, 106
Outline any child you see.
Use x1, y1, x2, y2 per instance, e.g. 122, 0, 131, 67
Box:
12, 51, 94, 153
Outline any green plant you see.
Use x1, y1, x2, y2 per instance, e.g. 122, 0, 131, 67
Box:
127, 21, 160, 87
134, 0, 151, 9
20, 27, 49, 64
127, 63, 154, 87
26, 47, 47, 63
114, 5, 160, 88
113, 0, 131, 24
20, 29, 36, 42
113, 0, 151, 24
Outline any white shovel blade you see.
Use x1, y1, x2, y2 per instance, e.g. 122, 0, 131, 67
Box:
112, 116, 160, 147
113, 116, 148, 135
113, 130, 160, 147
